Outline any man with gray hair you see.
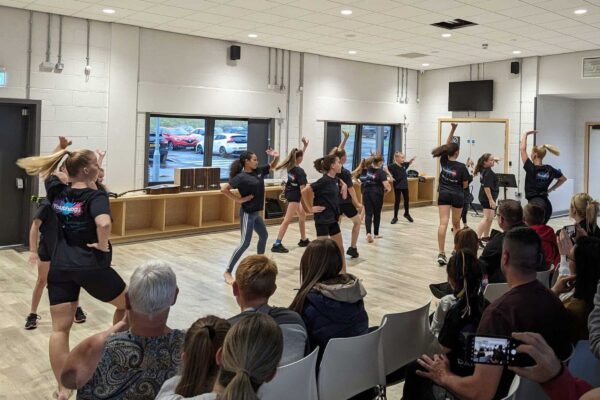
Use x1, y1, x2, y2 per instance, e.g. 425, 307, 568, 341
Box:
60, 261, 184, 400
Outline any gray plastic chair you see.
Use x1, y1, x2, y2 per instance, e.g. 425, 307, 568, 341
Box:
380, 299, 434, 376
484, 283, 510, 303
260, 347, 319, 400
568, 340, 600, 387
536, 269, 552, 288
501, 375, 521, 400
317, 320, 386, 400
515, 377, 549, 400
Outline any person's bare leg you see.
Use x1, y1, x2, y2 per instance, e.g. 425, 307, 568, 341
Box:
108, 289, 127, 325
297, 205, 307, 240
330, 233, 346, 273
276, 203, 297, 242
49, 302, 77, 400
438, 206, 451, 253
31, 261, 49, 314
350, 215, 361, 248
476, 209, 495, 238
451, 207, 462, 235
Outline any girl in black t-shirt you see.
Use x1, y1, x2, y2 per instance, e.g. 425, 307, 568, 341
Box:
474, 153, 501, 239
520, 130, 567, 224
385, 152, 416, 224
17, 147, 127, 400
353, 155, 391, 243
271, 138, 310, 253
432, 123, 469, 266
221, 149, 280, 284
302, 155, 348, 272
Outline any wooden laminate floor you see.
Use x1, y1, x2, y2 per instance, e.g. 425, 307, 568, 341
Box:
0, 206, 570, 399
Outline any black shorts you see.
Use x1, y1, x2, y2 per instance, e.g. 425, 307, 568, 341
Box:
284, 190, 301, 203
47, 267, 126, 306
438, 191, 464, 208
479, 196, 497, 210
315, 222, 341, 237
339, 203, 358, 218
38, 240, 51, 262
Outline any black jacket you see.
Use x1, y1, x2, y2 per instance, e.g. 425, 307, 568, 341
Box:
479, 223, 525, 283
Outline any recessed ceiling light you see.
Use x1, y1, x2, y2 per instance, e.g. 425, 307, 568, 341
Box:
422, 63, 430, 67
574, 9, 587, 15
348, 50, 357, 54
512, 50, 522, 54
441, 33, 452, 38
102, 8, 115, 14
247, 33, 258, 38
341, 9, 353, 15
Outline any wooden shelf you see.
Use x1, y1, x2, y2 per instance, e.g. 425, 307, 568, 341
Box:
124, 228, 164, 237
164, 224, 200, 232
202, 220, 234, 228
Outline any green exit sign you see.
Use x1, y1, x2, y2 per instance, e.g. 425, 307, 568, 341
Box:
0, 68, 6, 87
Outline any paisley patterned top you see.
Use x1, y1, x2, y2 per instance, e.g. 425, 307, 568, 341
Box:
77, 329, 185, 400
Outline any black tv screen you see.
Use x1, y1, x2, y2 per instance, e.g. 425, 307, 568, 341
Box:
448, 80, 493, 111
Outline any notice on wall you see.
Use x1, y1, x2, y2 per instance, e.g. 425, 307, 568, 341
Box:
583, 57, 600, 78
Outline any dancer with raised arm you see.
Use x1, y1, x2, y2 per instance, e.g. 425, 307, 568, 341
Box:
474, 153, 501, 239
385, 151, 416, 223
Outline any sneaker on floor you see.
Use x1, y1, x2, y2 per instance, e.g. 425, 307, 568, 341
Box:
391, 217, 398, 224
25, 313, 40, 330
375, 234, 383, 239
346, 246, 359, 258
298, 238, 310, 247
404, 213, 414, 223
366, 234, 374, 243
271, 243, 289, 253
437, 253, 447, 266
74, 307, 87, 324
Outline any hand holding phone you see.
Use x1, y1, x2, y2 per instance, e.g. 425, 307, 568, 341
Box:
470, 335, 535, 367
507, 332, 562, 384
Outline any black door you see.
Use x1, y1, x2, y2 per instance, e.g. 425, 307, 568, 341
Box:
0, 103, 29, 246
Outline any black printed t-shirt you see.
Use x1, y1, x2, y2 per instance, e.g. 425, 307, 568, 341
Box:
337, 167, 354, 205
229, 165, 270, 213
33, 199, 57, 248
439, 155, 468, 195
45, 175, 112, 270
284, 166, 307, 198
479, 168, 499, 201
362, 167, 387, 196
388, 162, 410, 189
523, 159, 562, 199
311, 175, 340, 225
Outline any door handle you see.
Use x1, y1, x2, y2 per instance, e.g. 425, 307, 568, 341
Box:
16, 178, 24, 190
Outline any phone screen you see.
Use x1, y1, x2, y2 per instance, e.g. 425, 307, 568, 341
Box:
470, 335, 535, 367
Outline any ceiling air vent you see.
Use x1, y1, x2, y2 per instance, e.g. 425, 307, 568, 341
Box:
431, 18, 477, 30
396, 52, 428, 59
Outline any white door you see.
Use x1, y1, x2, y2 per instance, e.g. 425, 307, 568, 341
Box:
470, 123, 506, 204
589, 128, 600, 200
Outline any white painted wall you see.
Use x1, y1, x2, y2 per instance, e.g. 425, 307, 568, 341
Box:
539, 50, 600, 98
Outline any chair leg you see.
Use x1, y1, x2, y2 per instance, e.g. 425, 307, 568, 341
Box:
378, 385, 387, 400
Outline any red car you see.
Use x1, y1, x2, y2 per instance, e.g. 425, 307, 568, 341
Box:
161, 127, 198, 151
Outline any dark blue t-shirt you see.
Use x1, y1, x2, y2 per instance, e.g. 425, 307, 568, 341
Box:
229, 165, 270, 213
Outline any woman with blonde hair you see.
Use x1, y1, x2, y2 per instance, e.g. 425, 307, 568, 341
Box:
520, 130, 567, 224
569, 193, 600, 238
271, 137, 310, 253
17, 148, 127, 400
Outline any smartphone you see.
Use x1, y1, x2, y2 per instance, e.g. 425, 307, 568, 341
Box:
470, 335, 535, 367
564, 225, 576, 238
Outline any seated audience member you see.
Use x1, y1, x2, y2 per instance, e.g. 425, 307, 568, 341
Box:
416, 227, 571, 400
197, 313, 283, 400
479, 199, 526, 283
228, 254, 308, 365
592, 280, 600, 358
289, 238, 368, 355
156, 316, 230, 399
570, 193, 600, 238
61, 261, 184, 399
404, 250, 488, 399
552, 233, 600, 342
509, 332, 597, 400
524, 203, 560, 269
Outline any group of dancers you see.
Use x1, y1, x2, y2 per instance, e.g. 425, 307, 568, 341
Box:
432, 122, 566, 265
221, 131, 417, 284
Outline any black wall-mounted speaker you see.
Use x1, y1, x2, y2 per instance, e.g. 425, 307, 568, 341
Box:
511, 61, 520, 74
230, 45, 241, 60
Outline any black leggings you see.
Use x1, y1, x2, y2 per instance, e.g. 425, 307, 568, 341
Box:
364, 191, 384, 235
461, 202, 469, 224
529, 196, 553, 224
394, 188, 409, 218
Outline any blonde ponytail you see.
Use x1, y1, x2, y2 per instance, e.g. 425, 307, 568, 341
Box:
16, 150, 69, 178
570, 193, 599, 233
533, 144, 560, 159
586, 199, 599, 233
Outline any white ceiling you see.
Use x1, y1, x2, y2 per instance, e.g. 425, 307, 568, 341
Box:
2, 0, 600, 69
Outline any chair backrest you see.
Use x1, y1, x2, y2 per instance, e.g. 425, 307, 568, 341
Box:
484, 283, 510, 303
260, 347, 319, 400
536, 269, 552, 288
568, 340, 600, 387
501, 375, 521, 400
317, 321, 386, 400
380, 300, 434, 376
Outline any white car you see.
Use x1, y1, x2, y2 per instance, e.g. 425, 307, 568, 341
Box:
195, 132, 247, 157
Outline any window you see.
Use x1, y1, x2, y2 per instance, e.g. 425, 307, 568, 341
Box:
340, 124, 357, 170
361, 124, 393, 164
214, 120, 248, 180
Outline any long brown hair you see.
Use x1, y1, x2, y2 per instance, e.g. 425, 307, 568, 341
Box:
532, 144, 560, 160
313, 155, 338, 174
289, 238, 343, 313
329, 147, 346, 159
431, 142, 459, 158
17, 149, 96, 179
454, 227, 478, 254
446, 250, 483, 317
176, 316, 230, 397
218, 313, 283, 400
275, 148, 303, 171
230, 151, 256, 179
473, 153, 492, 176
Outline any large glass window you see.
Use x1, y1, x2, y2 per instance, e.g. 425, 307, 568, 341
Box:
361, 125, 392, 164
148, 116, 205, 184
214, 120, 248, 180
340, 124, 356, 170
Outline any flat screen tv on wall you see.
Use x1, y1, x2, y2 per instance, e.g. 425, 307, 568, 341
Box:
448, 80, 493, 111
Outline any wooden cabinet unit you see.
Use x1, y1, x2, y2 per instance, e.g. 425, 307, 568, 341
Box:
109, 177, 435, 243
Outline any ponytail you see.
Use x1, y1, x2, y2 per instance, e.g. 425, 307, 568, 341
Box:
473, 153, 492, 176
230, 151, 255, 180
313, 155, 337, 174
329, 147, 346, 159
175, 316, 230, 397
275, 148, 302, 171
570, 193, 599, 233
532, 144, 560, 160
17, 149, 69, 178
586, 200, 599, 233
431, 143, 459, 159
351, 158, 367, 179
541, 144, 560, 156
